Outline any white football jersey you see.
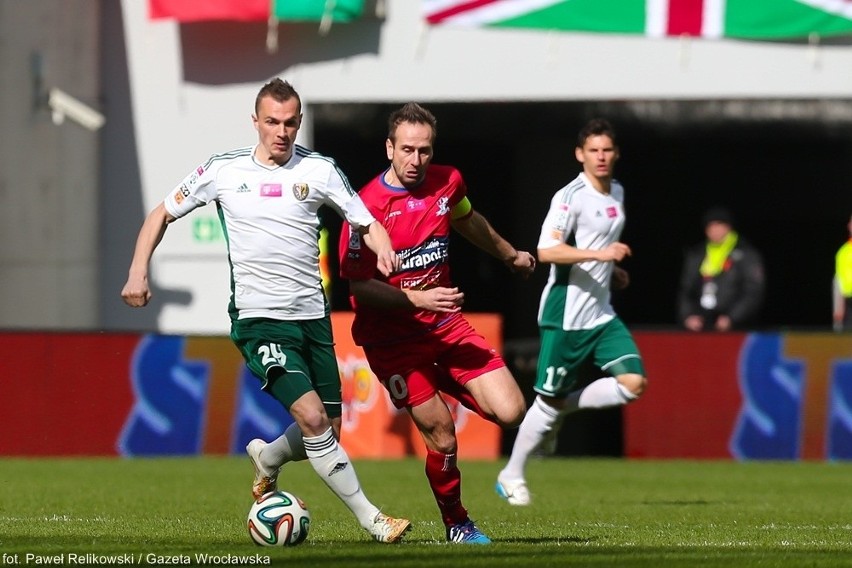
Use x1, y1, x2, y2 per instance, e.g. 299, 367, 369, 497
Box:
163, 144, 375, 321
537, 173, 626, 331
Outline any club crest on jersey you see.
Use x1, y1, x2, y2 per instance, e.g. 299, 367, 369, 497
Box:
174, 184, 190, 205
554, 208, 568, 231
606, 206, 618, 218
348, 227, 362, 250
292, 183, 309, 201
436, 197, 450, 216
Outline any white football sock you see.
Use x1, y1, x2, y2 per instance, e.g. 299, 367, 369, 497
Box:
500, 396, 561, 481
261, 422, 307, 470
304, 427, 379, 529
564, 377, 637, 413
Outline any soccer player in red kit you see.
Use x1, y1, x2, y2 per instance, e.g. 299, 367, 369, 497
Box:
339, 102, 535, 544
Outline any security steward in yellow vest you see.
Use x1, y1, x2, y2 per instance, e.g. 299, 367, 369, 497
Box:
678, 207, 766, 332
833, 215, 852, 331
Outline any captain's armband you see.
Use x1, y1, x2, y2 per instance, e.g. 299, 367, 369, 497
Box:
451, 197, 472, 220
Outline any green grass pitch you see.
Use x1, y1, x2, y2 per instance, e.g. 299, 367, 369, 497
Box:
1, 457, 851, 567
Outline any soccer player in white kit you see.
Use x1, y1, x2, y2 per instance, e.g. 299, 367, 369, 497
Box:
121, 79, 411, 543
496, 119, 647, 506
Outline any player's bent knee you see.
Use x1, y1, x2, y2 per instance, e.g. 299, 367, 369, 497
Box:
420, 429, 458, 454
503, 412, 524, 430
430, 438, 458, 454
619, 373, 647, 399
291, 407, 331, 437
494, 399, 526, 429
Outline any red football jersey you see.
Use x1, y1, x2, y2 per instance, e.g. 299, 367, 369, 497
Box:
339, 164, 468, 346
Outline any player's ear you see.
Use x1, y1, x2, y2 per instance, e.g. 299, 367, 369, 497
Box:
574, 146, 584, 163
385, 138, 394, 160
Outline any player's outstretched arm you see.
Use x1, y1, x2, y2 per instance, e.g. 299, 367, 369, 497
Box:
121, 203, 174, 308
451, 210, 535, 278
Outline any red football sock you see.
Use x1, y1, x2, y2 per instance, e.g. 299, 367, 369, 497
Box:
425, 449, 468, 526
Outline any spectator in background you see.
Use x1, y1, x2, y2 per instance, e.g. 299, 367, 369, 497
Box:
677, 207, 765, 332
833, 213, 852, 331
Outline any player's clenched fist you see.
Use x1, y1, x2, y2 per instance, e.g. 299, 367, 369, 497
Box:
507, 251, 536, 278
121, 275, 152, 307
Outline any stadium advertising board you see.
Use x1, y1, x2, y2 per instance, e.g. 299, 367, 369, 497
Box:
3, 328, 850, 460
0, 314, 501, 459
625, 332, 852, 460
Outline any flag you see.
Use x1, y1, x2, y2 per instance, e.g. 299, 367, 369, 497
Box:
149, 0, 365, 23
422, 0, 852, 40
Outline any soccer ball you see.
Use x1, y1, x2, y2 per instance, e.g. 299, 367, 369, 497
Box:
247, 491, 311, 546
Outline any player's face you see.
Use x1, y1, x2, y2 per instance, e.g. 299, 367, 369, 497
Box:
253, 96, 301, 166
575, 134, 619, 182
386, 121, 434, 188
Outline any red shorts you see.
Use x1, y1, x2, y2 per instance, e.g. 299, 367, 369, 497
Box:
363, 314, 506, 413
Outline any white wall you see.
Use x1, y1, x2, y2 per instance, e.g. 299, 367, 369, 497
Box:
0, 1, 101, 330
118, 0, 852, 334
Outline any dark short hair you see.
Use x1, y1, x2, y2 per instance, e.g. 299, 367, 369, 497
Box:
577, 118, 617, 148
388, 102, 437, 143
255, 78, 301, 115
702, 207, 734, 227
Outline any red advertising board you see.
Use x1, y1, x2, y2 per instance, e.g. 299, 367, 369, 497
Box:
1, 332, 137, 455
625, 331, 852, 460
625, 332, 745, 459
4, 328, 851, 460
0, 314, 502, 459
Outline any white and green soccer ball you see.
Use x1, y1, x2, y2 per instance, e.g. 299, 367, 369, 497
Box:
247, 490, 311, 546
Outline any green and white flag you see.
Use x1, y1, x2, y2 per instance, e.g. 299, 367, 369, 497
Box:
423, 0, 852, 40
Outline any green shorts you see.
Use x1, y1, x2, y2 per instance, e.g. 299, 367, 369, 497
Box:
230, 316, 342, 418
535, 316, 645, 398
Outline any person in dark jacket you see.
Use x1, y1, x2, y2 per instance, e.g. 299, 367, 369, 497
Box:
677, 207, 765, 331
